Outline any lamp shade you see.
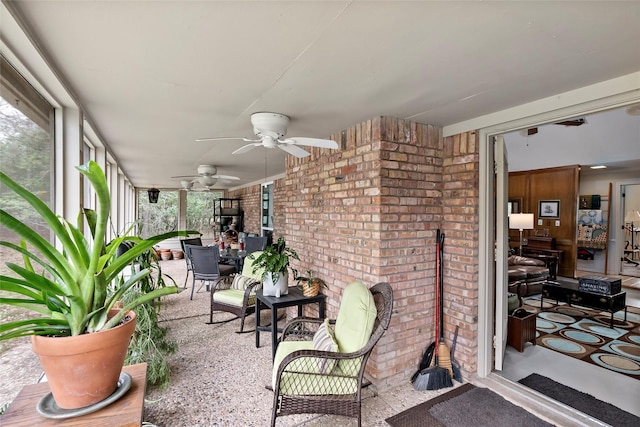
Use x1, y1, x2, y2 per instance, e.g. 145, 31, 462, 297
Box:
624, 210, 640, 223
509, 213, 534, 230
148, 188, 160, 204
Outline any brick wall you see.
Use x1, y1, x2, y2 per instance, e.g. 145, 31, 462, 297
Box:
442, 131, 480, 374
229, 118, 480, 390
228, 185, 261, 235
228, 178, 286, 237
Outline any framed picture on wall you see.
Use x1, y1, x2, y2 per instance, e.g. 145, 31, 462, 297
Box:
539, 200, 560, 218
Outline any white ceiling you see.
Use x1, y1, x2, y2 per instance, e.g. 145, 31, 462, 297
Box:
3, 1, 640, 189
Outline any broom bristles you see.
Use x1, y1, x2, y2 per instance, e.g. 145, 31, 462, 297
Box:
412, 366, 453, 390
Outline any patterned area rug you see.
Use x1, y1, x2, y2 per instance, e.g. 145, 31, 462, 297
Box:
521, 296, 640, 380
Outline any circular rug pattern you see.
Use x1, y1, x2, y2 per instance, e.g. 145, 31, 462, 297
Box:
553, 305, 591, 317
590, 353, 640, 375
592, 314, 634, 329
536, 318, 559, 333
608, 342, 640, 360
540, 337, 587, 355
575, 320, 622, 339
538, 311, 575, 324
559, 329, 606, 345
628, 334, 640, 345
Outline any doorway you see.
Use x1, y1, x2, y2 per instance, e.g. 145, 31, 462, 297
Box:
481, 107, 640, 418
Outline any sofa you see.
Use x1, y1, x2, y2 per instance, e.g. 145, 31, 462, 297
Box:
507, 255, 549, 296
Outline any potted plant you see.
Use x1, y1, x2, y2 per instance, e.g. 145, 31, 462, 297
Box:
249, 236, 299, 297
0, 161, 195, 409
294, 269, 326, 297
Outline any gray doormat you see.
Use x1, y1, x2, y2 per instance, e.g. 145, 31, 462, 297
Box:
519, 373, 640, 427
386, 383, 552, 427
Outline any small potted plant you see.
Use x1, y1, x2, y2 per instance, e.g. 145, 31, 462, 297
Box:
249, 236, 299, 297
294, 269, 326, 297
0, 161, 196, 409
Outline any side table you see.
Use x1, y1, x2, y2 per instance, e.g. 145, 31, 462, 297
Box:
1, 363, 147, 427
255, 287, 326, 360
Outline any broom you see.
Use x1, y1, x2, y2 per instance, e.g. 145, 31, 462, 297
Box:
450, 325, 463, 382
436, 231, 453, 379
412, 229, 452, 390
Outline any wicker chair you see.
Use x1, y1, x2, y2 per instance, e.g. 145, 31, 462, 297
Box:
270, 281, 393, 427
209, 251, 265, 333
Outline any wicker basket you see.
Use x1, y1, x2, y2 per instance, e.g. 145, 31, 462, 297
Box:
300, 280, 321, 297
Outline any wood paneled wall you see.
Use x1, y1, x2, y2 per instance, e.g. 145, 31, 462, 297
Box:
509, 165, 580, 278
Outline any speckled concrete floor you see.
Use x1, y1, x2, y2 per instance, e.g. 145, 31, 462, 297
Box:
143, 260, 467, 426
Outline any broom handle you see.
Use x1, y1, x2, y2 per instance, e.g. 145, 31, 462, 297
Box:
439, 232, 445, 340
434, 229, 441, 361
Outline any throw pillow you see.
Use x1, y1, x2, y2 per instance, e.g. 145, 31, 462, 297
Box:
312, 318, 338, 373
231, 274, 257, 291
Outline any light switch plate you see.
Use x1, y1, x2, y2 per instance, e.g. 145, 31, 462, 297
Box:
538, 219, 543, 225
555, 220, 560, 226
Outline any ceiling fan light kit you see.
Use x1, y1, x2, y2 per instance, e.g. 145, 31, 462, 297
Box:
197, 111, 339, 158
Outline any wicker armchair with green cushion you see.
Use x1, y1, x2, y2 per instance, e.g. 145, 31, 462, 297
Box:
270, 281, 393, 427
209, 251, 265, 333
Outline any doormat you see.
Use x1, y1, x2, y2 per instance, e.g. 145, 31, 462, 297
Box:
521, 296, 640, 380
385, 383, 552, 427
519, 373, 640, 427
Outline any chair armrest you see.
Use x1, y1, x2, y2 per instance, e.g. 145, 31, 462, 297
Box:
281, 317, 325, 342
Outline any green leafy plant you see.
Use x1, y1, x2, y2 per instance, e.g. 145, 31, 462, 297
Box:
0, 160, 196, 340
293, 269, 326, 289
250, 236, 299, 284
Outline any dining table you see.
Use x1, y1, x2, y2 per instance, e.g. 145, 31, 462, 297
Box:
218, 248, 248, 272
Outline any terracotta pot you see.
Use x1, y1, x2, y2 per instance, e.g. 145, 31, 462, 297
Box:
171, 249, 184, 260
31, 309, 136, 409
159, 249, 172, 261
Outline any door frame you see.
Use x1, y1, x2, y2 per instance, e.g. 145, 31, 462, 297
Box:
475, 85, 640, 377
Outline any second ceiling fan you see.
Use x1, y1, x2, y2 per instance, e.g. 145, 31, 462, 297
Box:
196, 112, 339, 158
171, 164, 240, 190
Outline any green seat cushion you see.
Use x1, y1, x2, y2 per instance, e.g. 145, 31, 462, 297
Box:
212, 289, 255, 307
334, 281, 376, 375
272, 341, 358, 395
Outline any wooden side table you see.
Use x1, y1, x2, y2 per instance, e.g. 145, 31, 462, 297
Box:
1, 363, 147, 427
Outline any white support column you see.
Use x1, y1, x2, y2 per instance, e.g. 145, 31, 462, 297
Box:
54, 107, 82, 222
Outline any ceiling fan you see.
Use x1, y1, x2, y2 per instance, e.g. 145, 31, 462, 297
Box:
196, 112, 339, 158
171, 165, 240, 190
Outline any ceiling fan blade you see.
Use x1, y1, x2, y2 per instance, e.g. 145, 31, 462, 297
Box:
171, 175, 199, 179
283, 137, 338, 149
279, 144, 311, 158
196, 137, 258, 142
212, 174, 240, 180
232, 143, 260, 155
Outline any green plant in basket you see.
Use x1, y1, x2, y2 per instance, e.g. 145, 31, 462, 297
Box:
0, 160, 196, 340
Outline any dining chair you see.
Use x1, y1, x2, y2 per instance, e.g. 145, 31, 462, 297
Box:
180, 237, 202, 288
244, 236, 267, 254
187, 245, 235, 300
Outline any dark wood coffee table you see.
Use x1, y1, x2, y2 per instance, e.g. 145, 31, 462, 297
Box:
541, 281, 627, 328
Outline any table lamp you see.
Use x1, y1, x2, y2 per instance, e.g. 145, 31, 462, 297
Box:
509, 213, 534, 255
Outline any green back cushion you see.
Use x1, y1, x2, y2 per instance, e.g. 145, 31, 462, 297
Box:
334, 281, 377, 354
242, 251, 264, 282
